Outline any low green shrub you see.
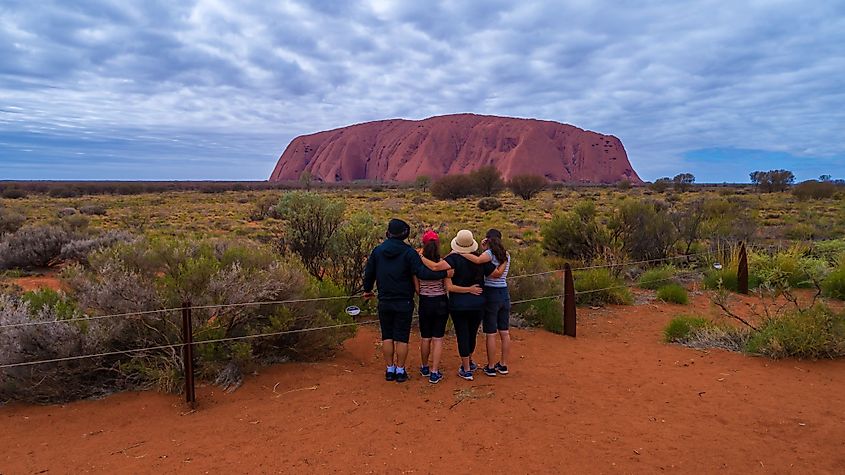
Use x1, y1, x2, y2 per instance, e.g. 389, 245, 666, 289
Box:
745, 304, 845, 359
638, 265, 676, 289
656, 283, 689, 304
574, 268, 633, 306
822, 265, 845, 300
664, 315, 710, 342
517, 298, 563, 334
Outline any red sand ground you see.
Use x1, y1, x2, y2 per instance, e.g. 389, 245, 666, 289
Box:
2, 292, 844, 474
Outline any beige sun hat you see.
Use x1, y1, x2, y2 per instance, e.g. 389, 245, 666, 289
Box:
450, 229, 479, 254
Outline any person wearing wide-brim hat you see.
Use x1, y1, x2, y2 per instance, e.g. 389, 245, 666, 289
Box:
430, 229, 499, 381
363, 218, 449, 383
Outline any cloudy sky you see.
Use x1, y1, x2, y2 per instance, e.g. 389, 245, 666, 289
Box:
1, 0, 843, 182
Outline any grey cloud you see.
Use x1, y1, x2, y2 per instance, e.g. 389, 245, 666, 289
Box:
0, 0, 843, 180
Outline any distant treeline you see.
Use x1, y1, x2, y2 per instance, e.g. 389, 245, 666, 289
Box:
0, 179, 759, 199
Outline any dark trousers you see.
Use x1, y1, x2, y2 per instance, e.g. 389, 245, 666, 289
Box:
451, 308, 483, 358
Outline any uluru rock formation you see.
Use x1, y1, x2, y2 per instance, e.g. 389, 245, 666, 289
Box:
269, 114, 641, 184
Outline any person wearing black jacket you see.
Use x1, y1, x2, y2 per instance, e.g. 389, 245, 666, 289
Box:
363, 219, 448, 383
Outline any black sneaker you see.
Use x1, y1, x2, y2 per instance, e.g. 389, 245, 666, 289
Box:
482, 365, 497, 377
429, 371, 443, 384
386, 370, 396, 381
469, 360, 478, 372
494, 362, 509, 375
420, 365, 430, 376
395, 370, 409, 383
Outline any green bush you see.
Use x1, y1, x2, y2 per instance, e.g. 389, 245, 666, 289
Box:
20, 289, 79, 320
703, 267, 760, 291
508, 174, 547, 200
574, 268, 633, 306
638, 265, 676, 289
541, 201, 608, 263
745, 304, 845, 359
275, 191, 345, 280
822, 265, 845, 300
664, 315, 711, 342
518, 298, 563, 334
608, 198, 677, 261
656, 283, 689, 305
507, 246, 558, 302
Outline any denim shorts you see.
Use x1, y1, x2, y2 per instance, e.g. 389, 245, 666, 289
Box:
483, 287, 511, 334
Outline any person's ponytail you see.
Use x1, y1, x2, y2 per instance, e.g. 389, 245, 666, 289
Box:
486, 229, 508, 263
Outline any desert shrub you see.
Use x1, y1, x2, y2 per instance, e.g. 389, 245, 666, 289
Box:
1, 188, 27, 199
0, 207, 26, 234
326, 213, 382, 294
750, 248, 827, 289
49, 187, 81, 198
59, 231, 135, 265
0, 225, 70, 269
79, 204, 107, 216
61, 213, 89, 232
702, 198, 757, 246
518, 298, 563, 334
0, 293, 121, 404
574, 268, 632, 306
60, 237, 353, 394
822, 264, 845, 300
431, 175, 474, 199
541, 201, 608, 263
249, 195, 283, 221
608, 199, 677, 261
813, 239, 845, 262
638, 265, 677, 289
508, 174, 547, 200
656, 283, 689, 304
745, 304, 845, 359
616, 179, 632, 190
793, 180, 838, 200
274, 192, 345, 280
477, 197, 503, 211
507, 247, 557, 302
649, 178, 672, 192
703, 266, 762, 291
664, 315, 711, 341
57, 207, 78, 218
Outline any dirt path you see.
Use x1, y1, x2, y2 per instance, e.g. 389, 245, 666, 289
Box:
2, 293, 844, 474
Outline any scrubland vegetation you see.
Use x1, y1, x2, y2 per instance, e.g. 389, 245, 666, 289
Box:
2, 170, 844, 403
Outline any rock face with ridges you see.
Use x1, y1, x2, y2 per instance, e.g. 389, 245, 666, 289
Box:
269, 114, 641, 184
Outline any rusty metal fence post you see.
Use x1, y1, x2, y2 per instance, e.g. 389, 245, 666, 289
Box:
737, 242, 749, 295
181, 302, 196, 408
563, 263, 576, 337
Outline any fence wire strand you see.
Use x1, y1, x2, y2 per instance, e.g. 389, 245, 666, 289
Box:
0, 252, 715, 331
0, 319, 381, 370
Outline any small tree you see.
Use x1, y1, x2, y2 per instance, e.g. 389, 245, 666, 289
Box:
750, 169, 794, 192
431, 175, 474, 199
672, 173, 695, 192
671, 199, 707, 255
274, 192, 345, 280
415, 175, 431, 192
508, 174, 547, 200
471, 165, 505, 197
299, 170, 313, 191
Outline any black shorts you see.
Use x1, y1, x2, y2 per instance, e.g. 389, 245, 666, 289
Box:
483, 287, 511, 334
378, 299, 415, 343
418, 295, 449, 339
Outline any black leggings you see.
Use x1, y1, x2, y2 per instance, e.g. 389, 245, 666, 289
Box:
451, 309, 483, 358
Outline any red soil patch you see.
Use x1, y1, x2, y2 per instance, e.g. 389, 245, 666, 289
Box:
8, 274, 63, 292
2, 294, 844, 473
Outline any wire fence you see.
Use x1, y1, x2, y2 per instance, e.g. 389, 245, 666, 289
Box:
1, 250, 718, 370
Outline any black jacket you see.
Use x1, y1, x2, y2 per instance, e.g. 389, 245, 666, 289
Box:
363, 238, 447, 301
